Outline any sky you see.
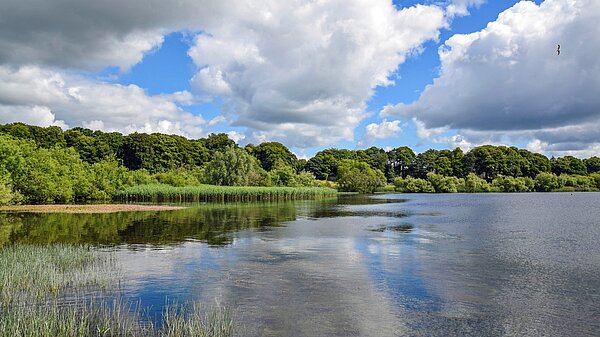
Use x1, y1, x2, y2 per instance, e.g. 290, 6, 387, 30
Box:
0, 0, 599, 158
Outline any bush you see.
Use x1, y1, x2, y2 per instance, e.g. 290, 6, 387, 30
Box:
534, 172, 559, 192
336, 160, 386, 194
556, 174, 594, 191
0, 173, 21, 205
426, 172, 462, 193
295, 171, 318, 187
491, 176, 534, 192
394, 176, 434, 193
154, 168, 201, 187
460, 173, 491, 192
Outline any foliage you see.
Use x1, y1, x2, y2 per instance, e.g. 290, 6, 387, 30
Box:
3, 123, 600, 197
584, 157, 600, 174
387, 146, 415, 179
305, 148, 357, 180
295, 171, 318, 187
116, 184, 337, 202
268, 163, 298, 187
154, 168, 202, 187
0, 174, 20, 205
246, 142, 297, 171
394, 176, 435, 193
491, 176, 534, 192
204, 147, 262, 186
461, 173, 492, 192
551, 156, 587, 176
426, 172, 463, 193
336, 160, 386, 193
534, 172, 560, 192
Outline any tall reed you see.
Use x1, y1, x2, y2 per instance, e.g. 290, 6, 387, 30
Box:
0, 244, 232, 337
116, 183, 338, 202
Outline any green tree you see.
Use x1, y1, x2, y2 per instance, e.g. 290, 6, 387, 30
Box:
584, 157, 600, 174
462, 173, 492, 192
534, 172, 559, 192
410, 149, 440, 178
204, 147, 261, 186
305, 148, 356, 180
464, 145, 505, 180
426, 172, 462, 193
246, 142, 297, 171
201, 133, 236, 152
491, 176, 534, 192
268, 163, 298, 187
336, 160, 386, 193
387, 146, 415, 179
356, 147, 388, 174
394, 176, 435, 193
551, 156, 587, 176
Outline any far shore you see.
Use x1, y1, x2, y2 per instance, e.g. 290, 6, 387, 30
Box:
0, 204, 186, 214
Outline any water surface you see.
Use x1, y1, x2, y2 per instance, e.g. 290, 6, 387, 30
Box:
2, 193, 599, 336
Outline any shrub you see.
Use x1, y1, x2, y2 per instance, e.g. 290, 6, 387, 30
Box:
394, 176, 434, 193
337, 160, 386, 194
534, 172, 559, 192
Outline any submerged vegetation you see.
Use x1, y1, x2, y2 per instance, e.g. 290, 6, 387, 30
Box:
116, 184, 337, 202
0, 244, 232, 336
1, 122, 600, 199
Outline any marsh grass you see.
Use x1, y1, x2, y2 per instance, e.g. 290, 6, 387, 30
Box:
0, 244, 120, 305
0, 244, 232, 337
116, 183, 337, 202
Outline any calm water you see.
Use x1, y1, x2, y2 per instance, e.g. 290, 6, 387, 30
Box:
2, 193, 600, 336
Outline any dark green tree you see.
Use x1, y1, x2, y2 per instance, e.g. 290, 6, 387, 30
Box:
245, 142, 297, 171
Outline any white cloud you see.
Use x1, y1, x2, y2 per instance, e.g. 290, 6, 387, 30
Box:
0, 0, 233, 70
414, 118, 446, 140
188, 0, 446, 147
526, 139, 549, 154
435, 134, 473, 152
0, 66, 205, 137
207, 116, 226, 126
0, 105, 68, 129
359, 119, 403, 147
384, 0, 600, 157
226, 131, 245, 143
446, 0, 485, 17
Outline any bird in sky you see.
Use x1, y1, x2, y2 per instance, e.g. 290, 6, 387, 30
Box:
557, 44, 561, 55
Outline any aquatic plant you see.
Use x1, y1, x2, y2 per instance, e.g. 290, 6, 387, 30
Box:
0, 244, 232, 337
116, 183, 337, 202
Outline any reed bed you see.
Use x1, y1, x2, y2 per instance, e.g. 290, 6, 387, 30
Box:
0, 244, 232, 337
116, 183, 338, 202
0, 298, 232, 337
0, 244, 119, 305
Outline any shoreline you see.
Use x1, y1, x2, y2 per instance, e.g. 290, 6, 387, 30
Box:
0, 204, 186, 214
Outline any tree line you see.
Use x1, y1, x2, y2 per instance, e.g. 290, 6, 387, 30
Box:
1, 122, 600, 203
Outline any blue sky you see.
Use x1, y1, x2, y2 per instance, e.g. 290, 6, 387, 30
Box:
0, 0, 598, 158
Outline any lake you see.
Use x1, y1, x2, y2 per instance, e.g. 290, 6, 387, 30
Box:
2, 193, 599, 336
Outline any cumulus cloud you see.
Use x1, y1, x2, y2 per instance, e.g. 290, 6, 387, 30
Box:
188, 0, 446, 147
0, 0, 236, 70
0, 0, 455, 147
446, 0, 485, 17
0, 66, 204, 137
384, 0, 600, 157
358, 119, 403, 147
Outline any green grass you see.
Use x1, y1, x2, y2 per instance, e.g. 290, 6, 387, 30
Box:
0, 244, 119, 305
116, 183, 338, 202
0, 244, 232, 337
